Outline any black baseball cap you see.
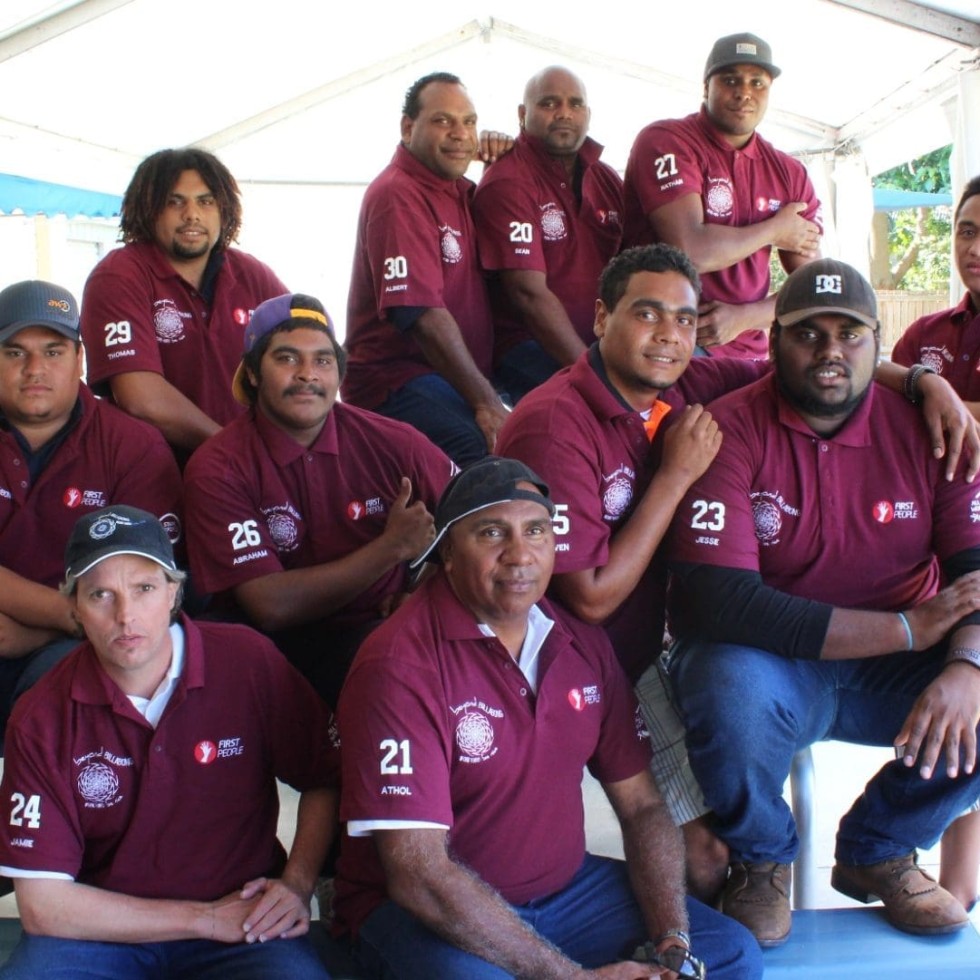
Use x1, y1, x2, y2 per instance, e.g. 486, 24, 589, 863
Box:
411, 456, 555, 568
64, 506, 178, 591
704, 33, 780, 81
775, 258, 878, 331
0, 280, 80, 344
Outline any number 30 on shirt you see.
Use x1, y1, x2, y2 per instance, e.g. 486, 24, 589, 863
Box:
690, 499, 725, 532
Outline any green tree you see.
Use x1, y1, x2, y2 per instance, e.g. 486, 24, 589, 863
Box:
873, 146, 951, 291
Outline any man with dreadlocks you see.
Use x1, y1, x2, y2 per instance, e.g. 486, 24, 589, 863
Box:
80, 148, 287, 459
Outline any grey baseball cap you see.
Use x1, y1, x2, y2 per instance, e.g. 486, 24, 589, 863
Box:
704, 33, 781, 81
0, 280, 80, 344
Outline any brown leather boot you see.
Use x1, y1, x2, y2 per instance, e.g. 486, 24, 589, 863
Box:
720, 861, 792, 947
831, 853, 968, 935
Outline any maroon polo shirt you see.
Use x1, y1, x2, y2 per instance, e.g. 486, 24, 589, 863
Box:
496, 347, 762, 681
183, 401, 452, 629
0, 616, 337, 901
892, 295, 980, 400
81, 242, 287, 426
472, 132, 623, 356
342, 144, 494, 410
669, 375, 980, 633
623, 107, 822, 360
334, 574, 651, 938
0, 385, 183, 587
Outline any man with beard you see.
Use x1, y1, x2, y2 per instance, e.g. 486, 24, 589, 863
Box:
183, 293, 452, 706
623, 33, 821, 359
667, 259, 980, 946
81, 148, 287, 457
473, 66, 623, 401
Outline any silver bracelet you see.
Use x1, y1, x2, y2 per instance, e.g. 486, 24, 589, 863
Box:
896, 611, 914, 651
946, 647, 980, 672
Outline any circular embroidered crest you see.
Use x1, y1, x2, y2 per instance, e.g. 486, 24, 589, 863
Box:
89, 516, 118, 540
153, 301, 185, 342
267, 512, 299, 550
77, 762, 120, 806
921, 351, 944, 374
441, 230, 462, 264
602, 477, 633, 519
541, 207, 568, 241
752, 499, 782, 544
455, 710, 495, 759
705, 179, 734, 218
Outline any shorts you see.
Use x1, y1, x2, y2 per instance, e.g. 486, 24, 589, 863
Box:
634, 660, 709, 825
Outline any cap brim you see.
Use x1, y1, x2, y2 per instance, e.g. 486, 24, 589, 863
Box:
0, 320, 79, 344
65, 549, 178, 589
777, 306, 877, 331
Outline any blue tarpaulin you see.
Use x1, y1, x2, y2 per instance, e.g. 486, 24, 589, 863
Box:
872, 188, 952, 211
0, 173, 121, 218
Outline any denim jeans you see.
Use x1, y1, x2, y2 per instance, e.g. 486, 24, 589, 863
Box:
375, 373, 489, 467
669, 640, 980, 866
353, 853, 762, 979
0, 933, 329, 979
494, 339, 561, 405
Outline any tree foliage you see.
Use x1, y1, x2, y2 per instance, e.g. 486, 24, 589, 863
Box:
872, 146, 951, 291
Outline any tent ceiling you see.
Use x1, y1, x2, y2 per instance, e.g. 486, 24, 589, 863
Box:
0, 0, 977, 197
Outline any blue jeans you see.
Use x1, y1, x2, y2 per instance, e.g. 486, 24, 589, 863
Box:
353, 853, 762, 979
494, 340, 561, 405
0, 933, 328, 979
669, 641, 980, 866
376, 374, 489, 467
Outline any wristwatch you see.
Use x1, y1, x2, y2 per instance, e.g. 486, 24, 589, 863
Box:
653, 928, 691, 949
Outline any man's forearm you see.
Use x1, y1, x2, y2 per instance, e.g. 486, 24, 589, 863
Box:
412, 309, 501, 410
110, 372, 221, 452
0, 569, 75, 635
281, 787, 337, 900
378, 831, 591, 979
499, 271, 587, 366
14, 878, 218, 943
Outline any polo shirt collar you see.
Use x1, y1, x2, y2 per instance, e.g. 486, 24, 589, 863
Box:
253, 404, 338, 465
69, 614, 207, 714
518, 131, 605, 170
696, 105, 760, 159
952, 292, 977, 323
772, 373, 875, 447
570, 345, 642, 422
391, 143, 474, 198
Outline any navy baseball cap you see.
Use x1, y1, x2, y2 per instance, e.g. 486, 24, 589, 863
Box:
704, 33, 780, 81
776, 258, 878, 331
0, 280, 80, 344
411, 456, 555, 568
64, 506, 177, 592
232, 292, 336, 404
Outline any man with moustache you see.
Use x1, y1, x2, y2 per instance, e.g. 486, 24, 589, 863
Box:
623, 33, 822, 359
668, 259, 980, 945
333, 457, 762, 980
343, 72, 509, 465
473, 66, 623, 401
81, 148, 287, 457
183, 293, 452, 705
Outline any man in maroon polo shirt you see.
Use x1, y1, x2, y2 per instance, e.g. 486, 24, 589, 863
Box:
334, 456, 761, 980
623, 33, 822, 359
184, 292, 452, 706
81, 148, 287, 458
343, 72, 509, 466
894, 175, 980, 409
473, 66, 623, 402
0, 280, 182, 737
0, 506, 336, 979
668, 259, 980, 945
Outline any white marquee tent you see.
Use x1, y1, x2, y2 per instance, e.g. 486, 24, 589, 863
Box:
1, 0, 978, 332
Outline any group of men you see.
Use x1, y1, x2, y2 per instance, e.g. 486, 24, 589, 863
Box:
0, 23, 975, 980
